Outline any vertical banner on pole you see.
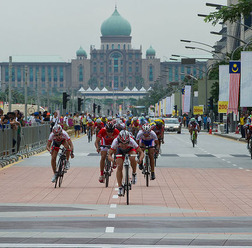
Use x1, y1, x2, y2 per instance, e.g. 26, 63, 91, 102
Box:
162, 98, 166, 116
219, 65, 229, 101
227, 61, 241, 115
183, 85, 191, 113
240, 52, 252, 107
155, 103, 158, 117
158, 101, 161, 117
166, 97, 171, 115
171, 94, 175, 115
182, 88, 185, 114
119, 105, 122, 116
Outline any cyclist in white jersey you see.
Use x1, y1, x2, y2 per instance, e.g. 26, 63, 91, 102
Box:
108, 130, 144, 196
46, 124, 74, 183
136, 124, 159, 180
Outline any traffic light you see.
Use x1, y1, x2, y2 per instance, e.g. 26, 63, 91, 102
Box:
63, 92, 70, 109
174, 105, 177, 112
93, 103, 97, 114
208, 97, 214, 110
97, 105, 101, 114
77, 98, 83, 111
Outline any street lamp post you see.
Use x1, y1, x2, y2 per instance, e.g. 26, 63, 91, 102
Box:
24, 66, 28, 121
8, 56, 12, 112
210, 31, 247, 45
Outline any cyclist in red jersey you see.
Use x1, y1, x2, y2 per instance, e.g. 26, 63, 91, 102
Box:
95, 122, 120, 183
94, 119, 104, 136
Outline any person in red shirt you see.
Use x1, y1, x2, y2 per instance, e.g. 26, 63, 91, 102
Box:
95, 122, 120, 183
94, 119, 104, 136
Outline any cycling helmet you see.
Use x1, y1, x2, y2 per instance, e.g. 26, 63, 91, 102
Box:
102, 115, 106, 118
139, 116, 146, 124
133, 117, 138, 121
142, 124, 151, 133
88, 119, 92, 123
155, 120, 163, 126
52, 124, 62, 135
106, 121, 115, 132
190, 118, 196, 122
118, 130, 130, 144
146, 115, 149, 119
107, 116, 113, 121
96, 119, 101, 124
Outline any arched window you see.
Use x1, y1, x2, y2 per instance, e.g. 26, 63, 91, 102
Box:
79, 65, 83, 82
149, 65, 153, 81
110, 52, 123, 74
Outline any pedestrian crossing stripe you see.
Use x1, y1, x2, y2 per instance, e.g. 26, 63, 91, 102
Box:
38, 153, 250, 158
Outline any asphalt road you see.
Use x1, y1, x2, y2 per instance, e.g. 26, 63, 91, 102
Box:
0, 128, 252, 247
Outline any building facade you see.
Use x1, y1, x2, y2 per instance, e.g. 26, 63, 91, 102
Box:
0, 7, 206, 94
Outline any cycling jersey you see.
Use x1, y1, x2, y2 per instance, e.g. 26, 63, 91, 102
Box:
152, 125, 164, 136
189, 121, 199, 130
87, 122, 94, 128
111, 137, 139, 152
48, 130, 70, 147
94, 122, 104, 129
131, 120, 140, 128
97, 127, 120, 145
136, 130, 158, 141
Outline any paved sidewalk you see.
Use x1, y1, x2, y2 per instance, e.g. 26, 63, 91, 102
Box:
213, 132, 246, 143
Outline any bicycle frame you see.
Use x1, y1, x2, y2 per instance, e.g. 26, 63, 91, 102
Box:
55, 147, 67, 188
116, 153, 137, 205
100, 145, 112, 187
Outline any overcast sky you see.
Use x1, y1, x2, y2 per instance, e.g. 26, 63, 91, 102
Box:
0, 0, 227, 62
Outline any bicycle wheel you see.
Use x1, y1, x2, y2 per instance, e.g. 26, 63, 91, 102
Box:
58, 160, 65, 187
145, 156, 149, 187
88, 130, 91, 142
55, 159, 62, 188
192, 132, 195, 147
105, 158, 110, 188
125, 165, 130, 205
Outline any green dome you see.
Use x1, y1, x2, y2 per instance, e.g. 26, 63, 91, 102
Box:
76, 46, 87, 57
146, 46, 156, 56
101, 8, 131, 36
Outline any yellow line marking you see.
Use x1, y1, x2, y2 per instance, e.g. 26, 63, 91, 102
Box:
0, 159, 24, 171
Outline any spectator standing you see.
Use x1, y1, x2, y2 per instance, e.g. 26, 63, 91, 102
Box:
203, 114, 207, 130
197, 115, 202, 128
63, 112, 69, 129
240, 113, 245, 138
50, 112, 59, 131
82, 113, 87, 134
207, 115, 211, 132
73, 112, 81, 137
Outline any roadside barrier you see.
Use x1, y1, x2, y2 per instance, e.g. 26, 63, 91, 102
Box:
0, 123, 50, 163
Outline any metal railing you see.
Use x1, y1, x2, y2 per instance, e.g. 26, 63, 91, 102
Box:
0, 123, 50, 160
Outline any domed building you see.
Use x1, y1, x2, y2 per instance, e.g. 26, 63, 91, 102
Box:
71, 7, 160, 91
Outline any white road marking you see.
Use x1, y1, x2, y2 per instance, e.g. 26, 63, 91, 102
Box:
108, 214, 116, 218
239, 167, 243, 170
246, 169, 250, 172
115, 188, 119, 191
105, 227, 114, 233
110, 204, 117, 208
112, 195, 118, 199
233, 164, 237, 166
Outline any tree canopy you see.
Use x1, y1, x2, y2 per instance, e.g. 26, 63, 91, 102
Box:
204, 0, 252, 26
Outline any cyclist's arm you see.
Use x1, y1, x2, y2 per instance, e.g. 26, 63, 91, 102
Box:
67, 139, 74, 152
108, 148, 115, 162
136, 146, 144, 163
46, 140, 52, 152
95, 136, 101, 152
155, 139, 159, 151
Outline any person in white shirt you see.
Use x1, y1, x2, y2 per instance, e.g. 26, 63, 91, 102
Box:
63, 112, 69, 127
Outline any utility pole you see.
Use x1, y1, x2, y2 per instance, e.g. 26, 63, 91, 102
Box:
24, 65, 28, 121
37, 70, 41, 112
8, 56, 12, 112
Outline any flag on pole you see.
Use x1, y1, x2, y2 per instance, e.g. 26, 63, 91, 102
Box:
227, 61, 241, 115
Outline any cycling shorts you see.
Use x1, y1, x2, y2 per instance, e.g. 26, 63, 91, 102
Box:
140, 139, 155, 147
116, 147, 136, 160
52, 140, 65, 148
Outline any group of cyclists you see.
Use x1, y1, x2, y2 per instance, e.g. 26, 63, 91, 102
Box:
46, 113, 166, 196
46, 111, 204, 194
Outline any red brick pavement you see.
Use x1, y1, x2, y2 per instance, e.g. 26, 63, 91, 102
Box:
1, 164, 252, 217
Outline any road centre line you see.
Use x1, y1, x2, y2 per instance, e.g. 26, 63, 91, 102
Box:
105, 227, 114, 233
108, 214, 116, 218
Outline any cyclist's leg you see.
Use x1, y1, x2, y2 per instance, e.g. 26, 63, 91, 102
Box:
51, 149, 58, 174
116, 157, 124, 187
62, 140, 71, 161
129, 150, 137, 174
100, 150, 107, 172
149, 147, 155, 172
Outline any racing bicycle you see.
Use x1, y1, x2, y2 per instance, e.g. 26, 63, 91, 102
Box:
55, 147, 67, 188
100, 145, 113, 187
141, 146, 155, 187
191, 130, 197, 147
116, 153, 137, 205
